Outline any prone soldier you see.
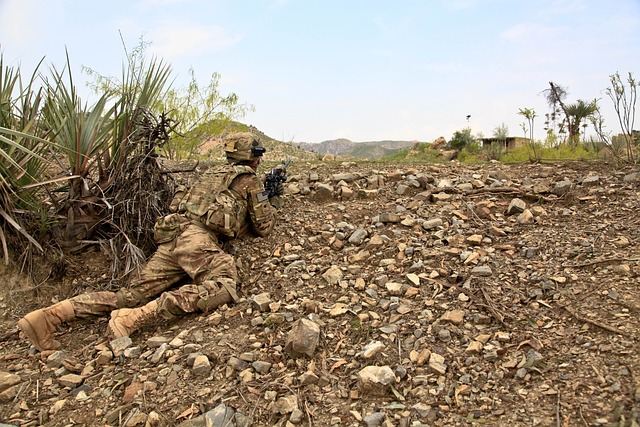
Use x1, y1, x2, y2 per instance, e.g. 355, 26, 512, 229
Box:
18, 132, 281, 351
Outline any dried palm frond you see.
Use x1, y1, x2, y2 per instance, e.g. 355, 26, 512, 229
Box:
100, 109, 175, 280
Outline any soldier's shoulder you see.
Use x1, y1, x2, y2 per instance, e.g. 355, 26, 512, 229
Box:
202, 164, 232, 175
232, 165, 257, 175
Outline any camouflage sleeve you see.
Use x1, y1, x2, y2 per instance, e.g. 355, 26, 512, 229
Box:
248, 187, 275, 237
231, 173, 275, 237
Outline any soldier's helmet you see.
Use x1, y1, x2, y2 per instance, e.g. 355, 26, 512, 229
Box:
224, 132, 266, 164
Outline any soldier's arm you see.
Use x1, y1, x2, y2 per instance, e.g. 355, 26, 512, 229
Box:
248, 186, 275, 237
233, 173, 275, 237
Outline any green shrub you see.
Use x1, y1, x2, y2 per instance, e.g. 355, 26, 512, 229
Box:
449, 128, 475, 150
500, 143, 599, 163
457, 141, 484, 163
379, 142, 443, 163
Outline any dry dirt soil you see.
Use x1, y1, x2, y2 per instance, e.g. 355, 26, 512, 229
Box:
0, 161, 639, 427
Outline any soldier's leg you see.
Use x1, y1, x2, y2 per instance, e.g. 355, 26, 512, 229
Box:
114, 240, 189, 308
108, 224, 239, 337
19, 237, 189, 350
18, 291, 118, 351
142, 224, 240, 318
167, 224, 239, 315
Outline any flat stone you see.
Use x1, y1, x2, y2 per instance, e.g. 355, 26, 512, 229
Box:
272, 394, 298, 414
440, 309, 465, 324
361, 341, 385, 358
285, 318, 320, 358
0, 372, 21, 392
252, 292, 272, 312
58, 373, 84, 388
506, 198, 526, 215
471, 265, 493, 276
110, 336, 133, 356
429, 352, 447, 375
146, 336, 169, 348
192, 354, 211, 376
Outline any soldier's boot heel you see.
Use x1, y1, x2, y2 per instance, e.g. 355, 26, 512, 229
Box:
17, 300, 75, 352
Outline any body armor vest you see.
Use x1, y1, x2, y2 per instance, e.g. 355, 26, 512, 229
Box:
172, 165, 254, 237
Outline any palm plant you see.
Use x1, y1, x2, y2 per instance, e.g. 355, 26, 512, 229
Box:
0, 55, 50, 265
41, 56, 118, 248
40, 49, 173, 251
564, 99, 598, 145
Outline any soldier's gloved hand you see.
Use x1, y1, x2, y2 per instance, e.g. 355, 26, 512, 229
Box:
269, 195, 285, 209
274, 182, 284, 196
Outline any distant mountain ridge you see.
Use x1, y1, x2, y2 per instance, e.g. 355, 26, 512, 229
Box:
197, 121, 427, 160
297, 138, 421, 159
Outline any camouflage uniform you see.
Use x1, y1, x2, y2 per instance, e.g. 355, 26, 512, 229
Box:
72, 165, 275, 319
18, 132, 276, 351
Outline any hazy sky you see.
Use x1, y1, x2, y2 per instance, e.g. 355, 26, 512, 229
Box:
1, 0, 638, 143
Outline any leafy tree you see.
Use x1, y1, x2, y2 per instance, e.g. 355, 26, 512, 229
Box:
564, 99, 598, 145
159, 69, 254, 160
449, 127, 475, 150
493, 123, 509, 140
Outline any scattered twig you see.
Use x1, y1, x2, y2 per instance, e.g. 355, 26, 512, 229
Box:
578, 406, 589, 427
0, 328, 19, 342
557, 303, 631, 337
463, 202, 486, 226
562, 256, 640, 268
479, 286, 506, 325
556, 392, 561, 427
426, 277, 510, 325
459, 186, 553, 203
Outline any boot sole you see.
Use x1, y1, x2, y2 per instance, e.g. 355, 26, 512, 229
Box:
17, 318, 60, 352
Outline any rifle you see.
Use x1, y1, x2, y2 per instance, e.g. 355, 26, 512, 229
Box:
265, 159, 291, 199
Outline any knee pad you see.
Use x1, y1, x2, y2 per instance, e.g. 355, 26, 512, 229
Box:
157, 293, 184, 320
115, 289, 148, 308
195, 280, 234, 313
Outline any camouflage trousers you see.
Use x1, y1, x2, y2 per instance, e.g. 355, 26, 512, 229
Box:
68, 222, 239, 320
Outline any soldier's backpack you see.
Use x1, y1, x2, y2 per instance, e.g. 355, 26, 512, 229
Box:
169, 164, 254, 238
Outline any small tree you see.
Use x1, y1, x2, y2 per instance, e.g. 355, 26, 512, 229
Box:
485, 123, 508, 159
564, 99, 599, 146
544, 82, 598, 144
449, 127, 475, 150
159, 69, 254, 160
518, 107, 540, 161
591, 72, 638, 163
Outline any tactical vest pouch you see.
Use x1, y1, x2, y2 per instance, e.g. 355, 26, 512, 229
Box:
202, 191, 243, 238
153, 213, 189, 244
168, 184, 188, 213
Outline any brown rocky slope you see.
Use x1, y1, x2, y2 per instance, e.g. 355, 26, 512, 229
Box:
0, 160, 639, 427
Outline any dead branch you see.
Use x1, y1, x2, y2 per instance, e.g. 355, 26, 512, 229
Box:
459, 186, 554, 203
563, 256, 640, 268
557, 303, 632, 337
479, 286, 506, 325
160, 161, 200, 175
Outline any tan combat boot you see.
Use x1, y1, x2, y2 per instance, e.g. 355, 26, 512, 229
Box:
108, 300, 159, 338
18, 300, 75, 352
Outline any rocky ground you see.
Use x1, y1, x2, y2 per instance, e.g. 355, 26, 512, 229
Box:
0, 160, 639, 427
